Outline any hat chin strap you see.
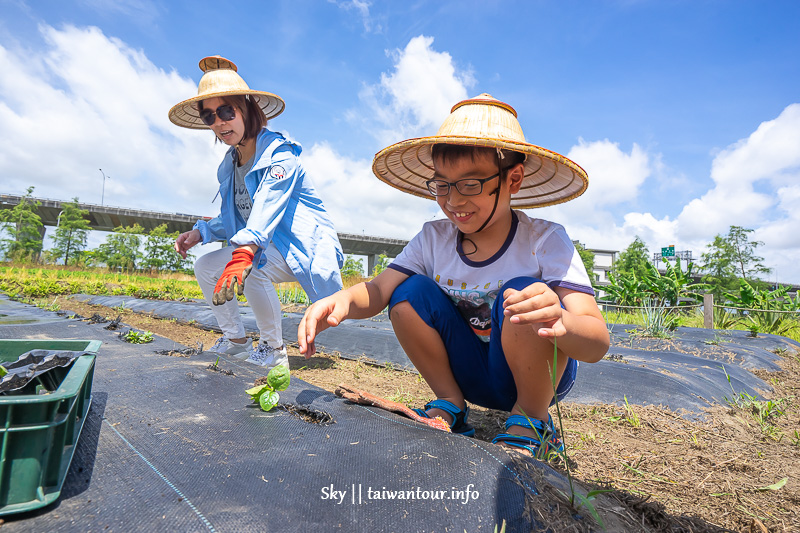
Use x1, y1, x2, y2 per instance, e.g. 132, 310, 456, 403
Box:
458, 150, 504, 257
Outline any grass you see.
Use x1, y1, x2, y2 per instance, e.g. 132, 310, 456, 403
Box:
721, 365, 788, 441
606, 396, 641, 428
0, 264, 314, 307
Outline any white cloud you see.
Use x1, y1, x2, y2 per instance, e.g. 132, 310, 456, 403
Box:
567, 138, 650, 207
349, 35, 475, 146
329, 0, 382, 34
304, 35, 474, 238
675, 103, 800, 253
0, 24, 225, 214
543, 103, 800, 283
302, 142, 440, 240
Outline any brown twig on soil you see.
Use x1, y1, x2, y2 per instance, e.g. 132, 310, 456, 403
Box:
334, 383, 451, 432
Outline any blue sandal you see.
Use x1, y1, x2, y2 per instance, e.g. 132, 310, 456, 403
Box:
412, 399, 475, 437
492, 414, 564, 457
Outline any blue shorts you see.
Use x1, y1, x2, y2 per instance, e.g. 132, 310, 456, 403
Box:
388, 275, 578, 412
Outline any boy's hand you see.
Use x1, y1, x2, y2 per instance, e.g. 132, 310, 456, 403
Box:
298, 296, 349, 358
502, 282, 566, 337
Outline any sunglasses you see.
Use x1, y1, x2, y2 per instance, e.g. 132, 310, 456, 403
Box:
199, 104, 236, 126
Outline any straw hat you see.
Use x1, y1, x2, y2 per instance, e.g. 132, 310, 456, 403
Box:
371, 94, 588, 209
168, 56, 285, 129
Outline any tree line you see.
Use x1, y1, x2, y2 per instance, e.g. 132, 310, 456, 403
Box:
0, 187, 193, 272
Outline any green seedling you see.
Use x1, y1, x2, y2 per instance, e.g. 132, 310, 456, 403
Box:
543, 338, 610, 529
123, 330, 154, 344
245, 365, 291, 412
0, 365, 6, 377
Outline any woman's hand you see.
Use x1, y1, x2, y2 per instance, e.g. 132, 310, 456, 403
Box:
212, 247, 255, 305
298, 295, 351, 358
175, 229, 202, 258
502, 282, 566, 337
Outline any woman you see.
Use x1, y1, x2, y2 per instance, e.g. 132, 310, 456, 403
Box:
169, 56, 343, 369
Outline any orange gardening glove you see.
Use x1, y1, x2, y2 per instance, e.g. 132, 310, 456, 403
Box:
212, 247, 254, 305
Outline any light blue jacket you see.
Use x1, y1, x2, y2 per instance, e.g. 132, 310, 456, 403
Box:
194, 128, 344, 302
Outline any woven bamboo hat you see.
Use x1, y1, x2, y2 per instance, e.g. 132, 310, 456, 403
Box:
372, 94, 588, 208
168, 56, 285, 129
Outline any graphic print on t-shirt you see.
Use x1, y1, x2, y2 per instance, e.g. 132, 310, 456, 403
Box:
437, 275, 502, 341
234, 180, 252, 222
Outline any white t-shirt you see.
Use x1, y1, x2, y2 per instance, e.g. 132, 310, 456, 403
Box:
388, 211, 594, 342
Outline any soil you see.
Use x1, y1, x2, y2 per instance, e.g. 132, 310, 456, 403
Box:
56, 296, 800, 532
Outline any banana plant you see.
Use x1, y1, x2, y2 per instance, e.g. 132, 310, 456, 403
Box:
641, 260, 707, 307
725, 280, 796, 335
604, 270, 648, 307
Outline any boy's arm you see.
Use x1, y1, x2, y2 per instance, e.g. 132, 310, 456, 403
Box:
298, 268, 409, 358
502, 283, 609, 363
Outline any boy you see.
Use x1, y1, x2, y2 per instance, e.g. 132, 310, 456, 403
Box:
298, 94, 609, 456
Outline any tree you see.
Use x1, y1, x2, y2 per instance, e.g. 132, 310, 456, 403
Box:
701, 226, 770, 295
341, 255, 364, 279
50, 198, 91, 265
613, 236, 651, 280
92, 224, 145, 271
573, 242, 596, 283
371, 253, 390, 277
0, 186, 44, 261
142, 224, 192, 272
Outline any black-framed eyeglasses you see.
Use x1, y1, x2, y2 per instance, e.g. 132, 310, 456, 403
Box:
199, 104, 236, 126
425, 172, 500, 197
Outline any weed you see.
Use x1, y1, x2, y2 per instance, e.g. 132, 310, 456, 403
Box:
722, 365, 786, 440
606, 396, 641, 428
703, 334, 723, 346
387, 387, 414, 406
791, 430, 800, 447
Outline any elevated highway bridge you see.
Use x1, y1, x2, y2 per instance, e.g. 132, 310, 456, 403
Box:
1, 194, 407, 273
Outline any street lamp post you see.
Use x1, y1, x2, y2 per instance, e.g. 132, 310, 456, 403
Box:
99, 169, 110, 205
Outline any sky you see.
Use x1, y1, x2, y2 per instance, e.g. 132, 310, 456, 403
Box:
0, 0, 798, 282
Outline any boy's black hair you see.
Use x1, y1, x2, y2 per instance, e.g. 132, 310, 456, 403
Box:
431, 144, 526, 178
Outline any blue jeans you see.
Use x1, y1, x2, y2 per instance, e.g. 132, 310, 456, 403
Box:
388, 275, 577, 412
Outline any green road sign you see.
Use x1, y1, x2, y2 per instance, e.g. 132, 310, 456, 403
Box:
661, 246, 675, 257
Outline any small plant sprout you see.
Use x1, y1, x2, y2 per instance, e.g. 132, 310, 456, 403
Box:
123, 330, 154, 344
0, 365, 7, 377
245, 365, 291, 412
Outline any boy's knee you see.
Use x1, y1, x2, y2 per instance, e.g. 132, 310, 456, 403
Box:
388, 300, 414, 322
388, 275, 439, 309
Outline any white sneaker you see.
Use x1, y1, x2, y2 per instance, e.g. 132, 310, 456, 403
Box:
245, 343, 289, 369
209, 336, 250, 359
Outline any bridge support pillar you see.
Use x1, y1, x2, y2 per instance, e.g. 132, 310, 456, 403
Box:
367, 254, 378, 278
